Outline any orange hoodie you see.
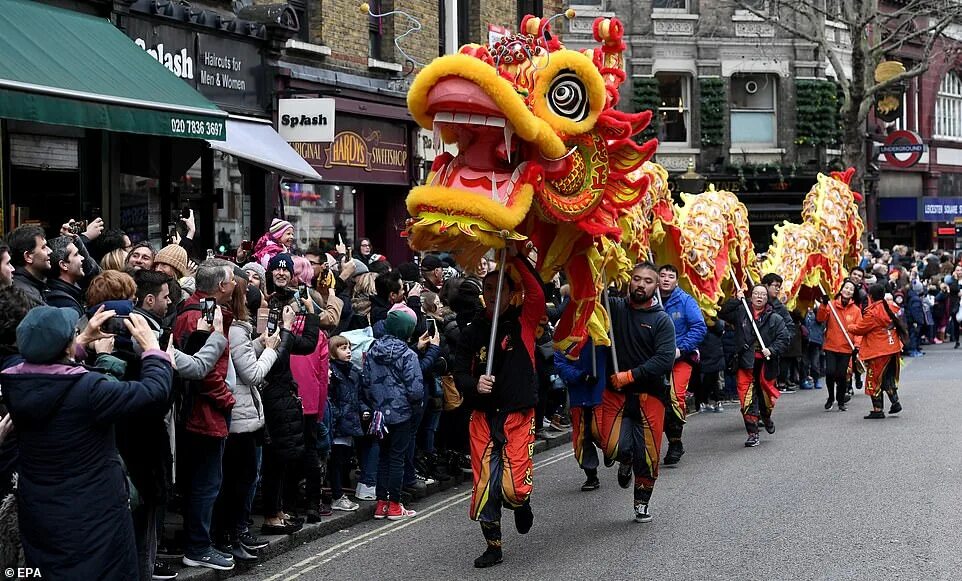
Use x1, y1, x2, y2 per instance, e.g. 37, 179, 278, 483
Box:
847, 299, 904, 360
815, 298, 862, 354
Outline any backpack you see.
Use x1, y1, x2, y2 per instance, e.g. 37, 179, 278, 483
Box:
340, 327, 376, 372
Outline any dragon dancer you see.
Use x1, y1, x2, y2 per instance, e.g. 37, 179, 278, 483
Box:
657, 264, 707, 466
454, 245, 545, 568
554, 339, 608, 491
601, 262, 676, 523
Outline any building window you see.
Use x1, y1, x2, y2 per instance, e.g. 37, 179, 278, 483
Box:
652, 0, 687, 10
730, 73, 777, 146
369, 0, 384, 60
936, 72, 962, 139
738, 0, 768, 12
517, 0, 543, 28
656, 73, 690, 144
288, 0, 310, 42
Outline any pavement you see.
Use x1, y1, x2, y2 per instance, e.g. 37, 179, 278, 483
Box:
177, 344, 962, 580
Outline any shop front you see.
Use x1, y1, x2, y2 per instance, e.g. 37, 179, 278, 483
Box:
285, 102, 415, 265
0, 0, 227, 240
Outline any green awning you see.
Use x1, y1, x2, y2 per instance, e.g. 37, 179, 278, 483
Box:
0, 0, 226, 140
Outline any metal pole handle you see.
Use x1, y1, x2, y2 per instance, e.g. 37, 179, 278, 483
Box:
484, 246, 509, 377
730, 266, 769, 359
602, 274, 620, 374
817, 282, 865, 374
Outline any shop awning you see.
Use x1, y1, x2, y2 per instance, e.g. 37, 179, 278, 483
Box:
208, 117, 321, 180
0, 0, 227, 140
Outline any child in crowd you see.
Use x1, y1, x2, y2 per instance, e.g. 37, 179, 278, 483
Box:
327, 335, 364, 512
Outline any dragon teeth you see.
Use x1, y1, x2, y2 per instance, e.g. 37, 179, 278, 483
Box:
504, 123, 514, 164
433, 122, 441, 154
432, 113, 507, 127
491, 171, 498, 202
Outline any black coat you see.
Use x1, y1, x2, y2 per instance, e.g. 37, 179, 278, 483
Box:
261, 314, 320, 461
718, 299, 791, 379
699, 320, 726, 374
1, 355, 172, 580
329, 359, 365, 438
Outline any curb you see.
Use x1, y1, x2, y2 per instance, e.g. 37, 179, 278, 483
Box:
175, 428, 573, 580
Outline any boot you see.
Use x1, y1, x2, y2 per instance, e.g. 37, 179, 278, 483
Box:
663, 440, 685, 465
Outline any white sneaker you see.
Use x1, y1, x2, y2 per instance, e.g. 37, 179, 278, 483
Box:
332, 495, 360, 512
633, 503, 652, 523
713, 402, 724, 413
355, 483, 376, 501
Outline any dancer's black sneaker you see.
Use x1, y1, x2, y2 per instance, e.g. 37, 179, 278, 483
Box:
889, 402, 902, 414
663, 441, 685, 465
763, 419, 775, 434
617, 462, 632, 488
838, 402, 847, 412
581, 476, 600, 491
514, 502, 533, 534
603, 455, 615, 468
633, 502, 652, 523
864, 410, 885, 419
745, 433, 760, 447
474, 547, 503, 568
824, 397, 834, 410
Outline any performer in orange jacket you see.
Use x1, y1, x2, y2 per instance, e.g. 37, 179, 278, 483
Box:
847, 283, 907, 419
815, 279, 862, 412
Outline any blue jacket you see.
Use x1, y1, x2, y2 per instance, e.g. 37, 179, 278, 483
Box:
904, 289, 925, 326
362, 336, 434, 425
661, 286, 707, 353
804, 310, 825, 346
1, 353, 172, 581
553, 341, 607, 407
329, 359, 365, 438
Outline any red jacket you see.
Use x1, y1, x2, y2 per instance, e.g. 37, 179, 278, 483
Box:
173, 292, 235, 438
815, 298, 861, 354
847, 299, 903, 361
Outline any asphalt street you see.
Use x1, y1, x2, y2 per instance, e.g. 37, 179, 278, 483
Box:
236, 345, 962, 581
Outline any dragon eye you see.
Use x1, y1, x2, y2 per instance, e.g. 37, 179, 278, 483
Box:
547, 72, 588, 121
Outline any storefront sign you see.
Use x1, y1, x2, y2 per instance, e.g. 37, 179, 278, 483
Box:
291, 115, 409, 185
278, 98, 336, 142
921, 197, 962, 222
882, 130, 925, 168
126, 17, 264, 113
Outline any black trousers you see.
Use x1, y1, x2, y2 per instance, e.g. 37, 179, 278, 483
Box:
212, 432, 258, 539
823, 351, 852, 401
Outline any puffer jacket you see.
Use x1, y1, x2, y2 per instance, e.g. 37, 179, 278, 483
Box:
261, 313, 320, 460
329, 359, 365, 438
362, 335, 424, 426
718, 299, 791, 378
228, 320, 277, 434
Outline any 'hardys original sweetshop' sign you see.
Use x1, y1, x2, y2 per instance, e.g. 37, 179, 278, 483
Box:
126, 17, 265, 114
290, 115, 410, 185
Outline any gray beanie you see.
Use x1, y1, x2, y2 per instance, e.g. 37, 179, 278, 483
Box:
352, 258, 370, 276
242, 261, 267, 283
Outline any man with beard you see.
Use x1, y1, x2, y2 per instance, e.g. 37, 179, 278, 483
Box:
454, 244, 544, 568
599, 262, 676, 524
657, 264, 706, 466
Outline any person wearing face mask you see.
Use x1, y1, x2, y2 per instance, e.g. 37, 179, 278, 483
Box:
816, 279, 862, 412
600, 262, 676, 525
719, 283, 791, 448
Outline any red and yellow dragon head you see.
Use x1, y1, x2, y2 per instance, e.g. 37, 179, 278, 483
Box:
404, 14, 656, 354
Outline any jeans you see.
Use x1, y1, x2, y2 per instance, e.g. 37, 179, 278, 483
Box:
376, 419, 414, 502
418, 406, 441, 454
404, 405, 425, 487
178, 431, 225, 555
908, 323, 920, 353
357, 437, 379, 487
213, 432, 258, 539
328, 443, 354, 499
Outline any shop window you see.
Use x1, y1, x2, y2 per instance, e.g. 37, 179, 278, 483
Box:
177, 153, 250, 254
281, 183, 355, 251
730, 73, 777, 146
655, 73, 690, 145
936, 72, 962, 140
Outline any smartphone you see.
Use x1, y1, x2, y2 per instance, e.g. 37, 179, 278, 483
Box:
298, 283, 308, 298
102, 315, 130, 335
90, 207, 102, 220
69, 219, 87, 235
426, 318, 437, 337
266, 307, 281, 335
181, 206, 191, 219
201, 297, 216, 325
206, 249, 215, 260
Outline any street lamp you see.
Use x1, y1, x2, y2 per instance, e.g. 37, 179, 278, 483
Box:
676, 158, 705, 194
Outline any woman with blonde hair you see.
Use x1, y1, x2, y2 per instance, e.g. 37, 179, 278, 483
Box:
100, 248, 129, 272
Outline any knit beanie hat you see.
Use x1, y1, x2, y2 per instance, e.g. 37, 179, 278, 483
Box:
154, 244, 189, 278
384, 303, 417, 339
269, 218, 294, 241
267, 253, 294, 275
241, 261, 267, 283
351, 258, 369, 276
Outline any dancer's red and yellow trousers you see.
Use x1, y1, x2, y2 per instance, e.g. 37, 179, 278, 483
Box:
570, 405, 602, 471
863, 354, 900, 409
665, 361, 692, 440
597, 387, 665, 503
469, 409, 535, 522
735, 354, 780, 434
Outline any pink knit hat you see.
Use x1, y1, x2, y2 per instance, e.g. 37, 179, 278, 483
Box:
388, 302, 417, 321
268, 218, 294, 240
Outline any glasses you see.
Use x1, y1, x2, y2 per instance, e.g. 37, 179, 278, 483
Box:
308, 260, 322, 266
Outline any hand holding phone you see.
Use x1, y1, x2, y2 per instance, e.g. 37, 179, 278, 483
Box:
201, 298, 216, 325
266, 307, 281, 335
102, 315, 131, 335
426, 318, 437, 337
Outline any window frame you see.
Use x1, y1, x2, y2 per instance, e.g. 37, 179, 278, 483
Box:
936, 72, 962, 141
729, 73, 778, 147
655, 72, 691, 146
652, 0, 689, 12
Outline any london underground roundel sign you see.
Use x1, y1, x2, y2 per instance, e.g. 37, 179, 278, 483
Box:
880, 130, 925, 168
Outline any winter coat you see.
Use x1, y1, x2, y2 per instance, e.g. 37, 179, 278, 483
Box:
1, 353, 172, 581
783, 312, 805, 358
329, 359, 365, 438
848, 299, 904, 360
804, 310, 825, 346
172, 293, 235, 438
11, 269, 44, 307
553, 342, 607, 407
362, 336, 425, 425
661, 286, 708, 353
770, 298, 795, 341
44, 277, 84, 317
816, 298, 861, 354
718, 299, 791, 378
904, 289, 925, 326
261, 314, 320, 460
228, 320, 276, 434
607, 296, 676, 401
291, 330, 329, 417
698, 319, 726, 374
